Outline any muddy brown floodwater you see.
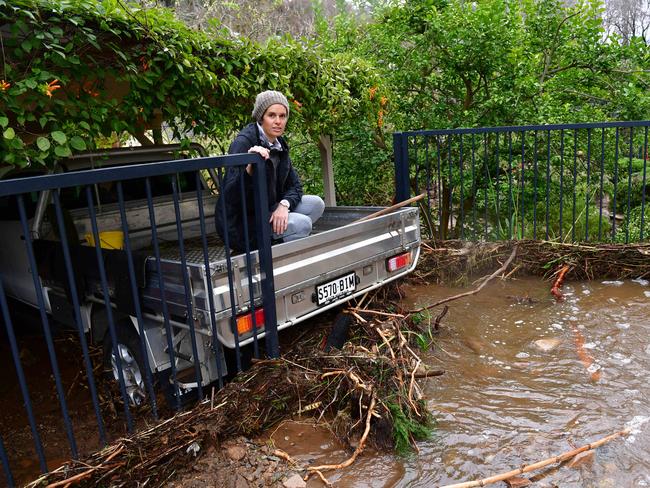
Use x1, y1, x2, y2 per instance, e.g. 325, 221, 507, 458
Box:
272, 277, 650, 487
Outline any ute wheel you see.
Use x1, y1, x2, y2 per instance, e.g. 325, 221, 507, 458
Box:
103, 324, 147, 407
324, 312, 353, 351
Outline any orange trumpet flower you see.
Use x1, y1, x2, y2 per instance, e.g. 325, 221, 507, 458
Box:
44, 79, 61, 98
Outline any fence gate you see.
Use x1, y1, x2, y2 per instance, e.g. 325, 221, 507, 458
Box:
0, 148, 277, 486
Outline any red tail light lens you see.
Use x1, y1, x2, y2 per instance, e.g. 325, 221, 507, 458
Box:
386, 252, 410, 272
236, 308, 265, 336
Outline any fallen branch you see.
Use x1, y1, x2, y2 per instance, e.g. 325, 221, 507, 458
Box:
550, 264, 571, 301
306, 393, 377, 474
439, 428, 630, 488
353, 193, 426, 223
409, 245, 518, 314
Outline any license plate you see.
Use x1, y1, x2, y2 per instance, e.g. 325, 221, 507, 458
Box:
316, 272, 357, 306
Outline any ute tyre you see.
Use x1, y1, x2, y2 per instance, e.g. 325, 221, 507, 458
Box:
324, 312, 353, 351
102, 324, 148, 407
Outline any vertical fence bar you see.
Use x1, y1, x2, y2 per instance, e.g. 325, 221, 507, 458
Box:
598, 128, 606, 240
459, 135, 465, 239
51, 191, 107, 443
612, 128, 620, 240
251, 157, 279, 358
495, 133, 500, 238
393, 133, 410, 203
472, 134, 477, 240
436, 136, 443, 240
195, 172, 225, 387
144, 177, 181, 408
532, 130, 538, 240
507, 132, 513, 240
424, 136, 432, 237
85, 186, 133, 430
17, 195, 79, 456
215, 168, 242, 372
483, 134, 490, 240
545, 130, 551, 240
520, 131, 526, 239
0, 435, 14, 487
447, 136, 453, 238
559, 130, 565, 241
585, 128, 592, 241
239, 169, 260, 359
641, 127, 648, 241
171, 175, 204, 401
116, 182, 158, 417
626, 128, 634, 244
572, 130, 578, 242
0, 277, 47, 472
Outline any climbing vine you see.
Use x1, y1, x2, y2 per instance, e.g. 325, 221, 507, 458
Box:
0, 0, 381, 174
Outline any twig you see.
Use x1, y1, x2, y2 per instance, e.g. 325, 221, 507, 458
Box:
409, 245, 519, 314
45, 446, 125, 488
310, 469, 333, 486
307, 393, 377, 473
273, 448, 297, 465
349, 308, 404, 318
439, 428, 630, 488
353, 193, 426, 223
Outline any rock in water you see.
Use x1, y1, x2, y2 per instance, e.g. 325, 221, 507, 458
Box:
283, 473, 307, 488
534, 338, 561, 352
568, 450, 594, 468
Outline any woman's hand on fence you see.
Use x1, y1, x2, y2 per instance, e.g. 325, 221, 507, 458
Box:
246, 146, 270, 175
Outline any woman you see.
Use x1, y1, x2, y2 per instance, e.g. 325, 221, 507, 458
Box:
215, 90, 325, 252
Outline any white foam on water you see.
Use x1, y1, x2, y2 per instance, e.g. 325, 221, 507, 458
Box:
632, 277, 650, 286
582, 289, 591, 295
602, 280, 624, 286
551, 323, 564, 330
645, 291, 650, 298
583, 342, 597, 350
516, 352, 530, 359
616, 322, 631, 329
625, 416, 650, 444
645, 344, 650, 355
514, 320, 524, 324
587, 363, 601, 374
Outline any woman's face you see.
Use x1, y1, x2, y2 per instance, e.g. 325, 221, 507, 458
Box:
260, 104, 288, 142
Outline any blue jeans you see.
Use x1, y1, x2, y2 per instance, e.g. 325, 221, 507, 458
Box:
273, 195, 325, 242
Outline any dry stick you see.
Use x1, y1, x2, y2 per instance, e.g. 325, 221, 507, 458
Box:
349, 307, 405, 319
439, 428, 630, 488
307, 393, 377, 474
45, 445, 125, 488
409, 245, 519, 314
353, 193, 427, 223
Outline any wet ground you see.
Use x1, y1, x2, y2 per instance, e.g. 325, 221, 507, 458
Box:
3, 276, 650, 487
269, 277, 650, 487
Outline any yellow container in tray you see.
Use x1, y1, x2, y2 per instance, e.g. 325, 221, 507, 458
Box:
85, 230, 124, 250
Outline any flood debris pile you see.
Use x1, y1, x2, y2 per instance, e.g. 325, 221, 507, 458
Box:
416, 239, 650, 284
27, 286, 439, 487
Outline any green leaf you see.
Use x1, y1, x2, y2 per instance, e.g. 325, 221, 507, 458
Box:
37, 136, 50, 151
0, 116, 8, 128
54, 144, 72, 157
21, 40, 32, 52
3, 127, 15, 140
51, 130, 67, 144
79, 121, 91, 131
70, 136, 86, 151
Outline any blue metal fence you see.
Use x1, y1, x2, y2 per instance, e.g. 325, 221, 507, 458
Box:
0, 148, 277, 485
394, 121, 650, 243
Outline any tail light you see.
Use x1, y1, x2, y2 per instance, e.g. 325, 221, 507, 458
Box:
386, 252, 410, 272
236, 308, 265, 336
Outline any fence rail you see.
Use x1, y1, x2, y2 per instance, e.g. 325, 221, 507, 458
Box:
394, 120, 650, 243
0, 148, 277, 486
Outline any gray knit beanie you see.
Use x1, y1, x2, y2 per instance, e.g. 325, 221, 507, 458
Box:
252, 90, 290, 122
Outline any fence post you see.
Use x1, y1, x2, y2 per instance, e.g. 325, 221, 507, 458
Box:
394, 132, 411, 203
251, 156, 279, 358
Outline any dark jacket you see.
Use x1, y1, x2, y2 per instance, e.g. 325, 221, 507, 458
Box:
215, 123, 303, 252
